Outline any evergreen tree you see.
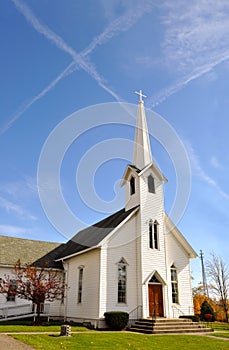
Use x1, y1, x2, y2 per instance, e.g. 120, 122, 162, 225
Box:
200, 300, 215, 321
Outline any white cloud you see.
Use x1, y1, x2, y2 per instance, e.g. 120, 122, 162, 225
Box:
0, 225, 31, 236
15, 0, 153, 97
210, 156, 222, 169
0, 61, 75, 135
162, 0, 229, 73
6, 0, 229, 130
0, 175, 37, 199
185, 140, 229, 200
2, 0, 154, 134
82, 0, 154, 57
11, 0, 121, 100
0, 195, 37, 220
0, 175, 38, 221
149, 54, 229, 106
146, 0, 229, 106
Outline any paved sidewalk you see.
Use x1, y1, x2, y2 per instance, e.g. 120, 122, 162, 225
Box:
0, 334, 35, 350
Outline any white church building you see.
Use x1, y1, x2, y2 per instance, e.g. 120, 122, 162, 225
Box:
0, 94, 197, 327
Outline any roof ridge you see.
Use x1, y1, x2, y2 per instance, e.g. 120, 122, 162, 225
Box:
0, 234, 61, 245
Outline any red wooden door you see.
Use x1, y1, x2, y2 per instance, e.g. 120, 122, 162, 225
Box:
148, 284, 164, 317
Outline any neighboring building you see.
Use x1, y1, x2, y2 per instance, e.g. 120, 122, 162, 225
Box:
0, 95, 197, 327
0, 236, 60, 316
0, 235, 60, 266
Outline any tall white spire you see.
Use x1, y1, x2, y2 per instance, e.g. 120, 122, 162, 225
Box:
132, 90, 152, 170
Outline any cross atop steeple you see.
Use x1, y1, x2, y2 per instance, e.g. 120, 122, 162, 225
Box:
135, 89, 147, 103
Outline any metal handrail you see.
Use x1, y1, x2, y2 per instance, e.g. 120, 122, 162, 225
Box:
172, 305, 185, 318
0, 303, 33, 318
152, 303, 158, 320
0, 302, 50, 320
128, 305, 142, 327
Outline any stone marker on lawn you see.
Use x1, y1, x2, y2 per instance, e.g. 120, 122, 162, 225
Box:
60, 325, 71, 336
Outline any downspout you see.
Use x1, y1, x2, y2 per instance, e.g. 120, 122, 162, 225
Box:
163, 211, 169, 318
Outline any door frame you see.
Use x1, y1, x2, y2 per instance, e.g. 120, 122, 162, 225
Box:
148, 282, 164, 317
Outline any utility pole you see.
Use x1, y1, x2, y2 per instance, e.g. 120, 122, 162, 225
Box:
200, 250, 209, 298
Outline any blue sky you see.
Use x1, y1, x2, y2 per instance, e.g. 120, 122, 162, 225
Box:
1, 0, 229, 285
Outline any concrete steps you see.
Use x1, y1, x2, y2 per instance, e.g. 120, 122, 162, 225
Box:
128, 318, 214, 334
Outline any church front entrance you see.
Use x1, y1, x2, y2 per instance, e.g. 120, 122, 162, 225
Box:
148, 283, 164, 317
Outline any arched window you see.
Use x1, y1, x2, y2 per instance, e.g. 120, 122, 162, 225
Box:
170, 264, 179, 304
77, 266, 84, 304
117, 258, 127, 303
148, 175, 155, 193
149, 220, 159, 250
130, 176, 135, 195
149, 220, 153, 249
153, 221, 159, 250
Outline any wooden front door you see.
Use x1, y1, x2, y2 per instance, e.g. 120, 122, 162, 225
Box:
148, 284, 164, 317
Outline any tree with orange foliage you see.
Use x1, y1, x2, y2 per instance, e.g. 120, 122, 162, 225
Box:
193, 285, 216, 318
193, 293, 207, 317
0, 260, 64, 323
193, 285, 206, 317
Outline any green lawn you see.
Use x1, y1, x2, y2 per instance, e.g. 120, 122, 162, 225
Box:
0, 324, 89, 333
210, 323, 229, 331
11, 333, 229, 350
210, 333, 229, 339
204, 322, 229, 340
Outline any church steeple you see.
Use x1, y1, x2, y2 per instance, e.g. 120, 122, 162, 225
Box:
132, 90, 152, 170
121, 90, 167, 212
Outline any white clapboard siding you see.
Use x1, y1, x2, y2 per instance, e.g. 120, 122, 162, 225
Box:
104, 212, 140, 315
64, 248, 101, 321
125, 172, 140, 212
166, 231, 194, 317
138, 170, 168, 318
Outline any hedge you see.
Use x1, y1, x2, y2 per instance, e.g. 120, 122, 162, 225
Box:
179, 315, 199, 322
104, 311, 129, 330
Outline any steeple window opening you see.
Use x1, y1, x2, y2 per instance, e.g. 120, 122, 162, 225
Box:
149, 220, 153, 249
153, 221, 159, 249
130, 176, 135, 195
148, 175, 155, 193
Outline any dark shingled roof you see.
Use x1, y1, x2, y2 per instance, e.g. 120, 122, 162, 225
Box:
128, 164, 141, 173
33, 206, 138, 269
33, 241, 89, 269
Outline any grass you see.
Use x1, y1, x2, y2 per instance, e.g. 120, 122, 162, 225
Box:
11, 333, 229, 350
0, 320, 90, 333
210, 322, 229, 331
210, 333, 229, 338
203, 322, 229, 340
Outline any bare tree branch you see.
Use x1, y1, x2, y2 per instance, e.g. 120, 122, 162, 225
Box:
207, 253, 229, 323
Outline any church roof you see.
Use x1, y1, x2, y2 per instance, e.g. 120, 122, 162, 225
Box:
0, 235, 60, 266
33, 206, 139, 269
121, 162, 167, 187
